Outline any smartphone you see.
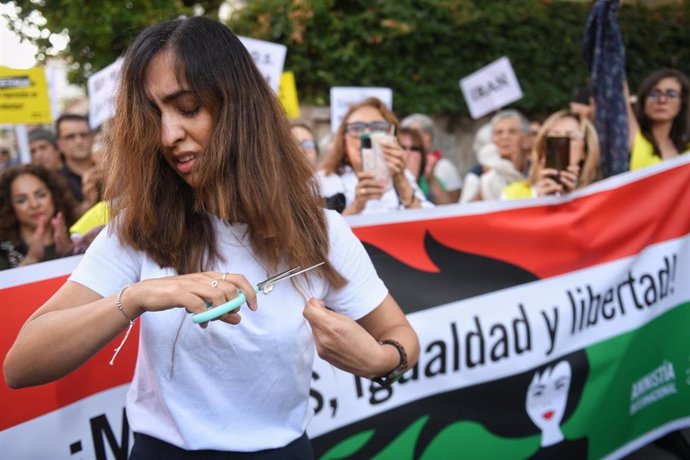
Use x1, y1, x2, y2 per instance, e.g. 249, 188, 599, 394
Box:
545, 136, 570, 171
362, 133, 393, 190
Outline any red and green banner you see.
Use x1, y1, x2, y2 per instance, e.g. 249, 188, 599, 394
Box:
2, 156, 689, 459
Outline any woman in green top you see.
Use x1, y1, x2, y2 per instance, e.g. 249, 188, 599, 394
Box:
628, 68, 690, 170
502, 110, 601, 200
0, 164, 76, 270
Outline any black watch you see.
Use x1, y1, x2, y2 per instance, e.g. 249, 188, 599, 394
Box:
373, 339, 408, 387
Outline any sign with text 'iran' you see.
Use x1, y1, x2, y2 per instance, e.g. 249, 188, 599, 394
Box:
460, 56, 523, 119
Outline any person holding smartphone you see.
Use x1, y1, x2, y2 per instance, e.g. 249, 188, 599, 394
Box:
501, 110, 602, 199
317, 97, 432, 215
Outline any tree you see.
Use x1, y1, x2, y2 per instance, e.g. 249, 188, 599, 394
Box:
2, 0, 224, 86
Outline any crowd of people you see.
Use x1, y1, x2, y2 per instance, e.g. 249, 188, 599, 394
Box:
1, 64, 688, 271
0, 10, 687, 458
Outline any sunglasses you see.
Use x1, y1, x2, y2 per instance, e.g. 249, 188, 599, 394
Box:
401, 144, 423, 153
648, 89, 680, 101
345, 121, 392, 137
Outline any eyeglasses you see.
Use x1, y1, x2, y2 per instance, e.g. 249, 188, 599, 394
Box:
300, 139, 316, 150
61, 131, 92, 142
648, 89, 680, 101
401, 144, 423, 153
547, 132, 584, 142
345, 121, 392, 137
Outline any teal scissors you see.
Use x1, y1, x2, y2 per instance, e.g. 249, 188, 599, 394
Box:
192, 261, 325, 323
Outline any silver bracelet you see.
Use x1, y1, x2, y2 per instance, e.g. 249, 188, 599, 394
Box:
110, 284, 136, 366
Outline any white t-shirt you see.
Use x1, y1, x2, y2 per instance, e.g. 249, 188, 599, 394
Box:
433, 158, 463, 191
316, 166, 432, 214
69, 210, 388, 451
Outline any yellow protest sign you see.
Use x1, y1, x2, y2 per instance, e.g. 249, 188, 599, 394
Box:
0, 66, 52, 124
278, 71, 300, 120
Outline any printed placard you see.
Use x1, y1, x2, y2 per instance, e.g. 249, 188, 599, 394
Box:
0, 66, 52, 124
87, 58, 123, 129
239, 36, 287, 93
330, 87, 393, 133
278, 71, 300, 119
459, 56, 523, 119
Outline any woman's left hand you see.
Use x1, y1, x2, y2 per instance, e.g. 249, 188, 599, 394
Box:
381, 139, 407, 178
303, 298, 387, 377
52, 212, 73, 255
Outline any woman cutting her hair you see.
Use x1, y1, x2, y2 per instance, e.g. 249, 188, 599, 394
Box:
4, 17, 419, 459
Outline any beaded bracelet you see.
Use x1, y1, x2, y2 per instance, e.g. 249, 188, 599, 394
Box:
109, 284, 135, 365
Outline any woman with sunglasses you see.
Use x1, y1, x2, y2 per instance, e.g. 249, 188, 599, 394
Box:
319, 98, 432, 215
502, 110, 601, 199
628, 68, 690, 170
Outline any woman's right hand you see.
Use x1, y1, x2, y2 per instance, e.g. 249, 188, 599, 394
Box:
121, 272, 258, 327
344, 171, 384, 215
535, 168, 564, 197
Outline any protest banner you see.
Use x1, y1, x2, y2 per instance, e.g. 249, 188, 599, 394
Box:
329, 87, 393, 133
238, 36, 287, 94
87, 58, 123, 129
0, 66, 52, 124
459, 57, 523, 120
2, 155, 690, 459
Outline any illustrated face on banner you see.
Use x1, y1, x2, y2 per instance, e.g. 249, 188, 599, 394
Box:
525, 360, 572, 446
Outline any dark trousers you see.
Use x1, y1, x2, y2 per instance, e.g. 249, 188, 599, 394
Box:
129, 432, 314, 460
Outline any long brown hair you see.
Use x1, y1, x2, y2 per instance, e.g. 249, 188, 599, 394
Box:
635, 68, 690, 157
0, 164, 77, 246
106, 17, 344, 287
528, 110, 602, 187
320, 97, 399, 175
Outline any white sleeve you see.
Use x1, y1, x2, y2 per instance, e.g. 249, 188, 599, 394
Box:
322, 210, 388, 320
433, 158, 463, 191
316, 170, 346, 198
68, 224, 143, 298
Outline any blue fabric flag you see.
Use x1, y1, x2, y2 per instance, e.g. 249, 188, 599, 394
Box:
583, 0, 630, 177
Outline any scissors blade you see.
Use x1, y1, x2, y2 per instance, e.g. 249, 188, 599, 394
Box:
257, 261, 324, 292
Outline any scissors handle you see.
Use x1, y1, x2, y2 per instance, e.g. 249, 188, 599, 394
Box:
192, 285, 260, 324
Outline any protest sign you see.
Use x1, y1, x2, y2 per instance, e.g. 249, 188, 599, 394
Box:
87, 58, 123, 129
278, 71, 300, 119
329, 87, 393, 133
238, 36, 286, 94
460, 57, 523, 119
0, 66, 52, 124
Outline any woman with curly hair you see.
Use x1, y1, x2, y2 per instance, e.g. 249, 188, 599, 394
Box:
0, 163, 76, 270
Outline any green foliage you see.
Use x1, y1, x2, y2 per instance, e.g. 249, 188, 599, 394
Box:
2, 0, 224, 86
227, 0, 690, 117
4, 0, 689, 117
